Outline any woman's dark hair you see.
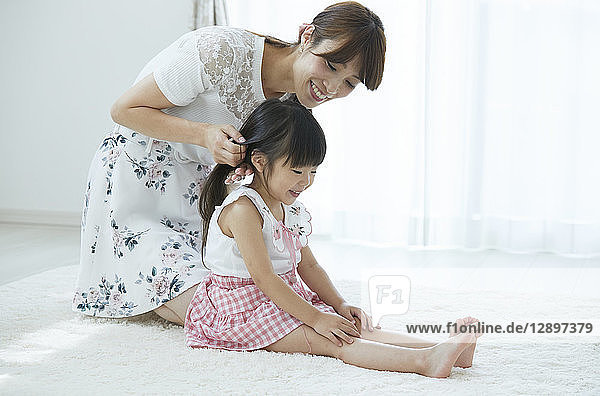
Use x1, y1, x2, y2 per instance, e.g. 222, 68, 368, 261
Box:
199, 99, 326, 265
251, 1, 386, 91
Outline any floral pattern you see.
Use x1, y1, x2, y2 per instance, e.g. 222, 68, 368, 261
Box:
131, 225, 200, 306
82, 181, 91, 229
73, 274, 137, 317
74, 27, 265, 318
110, 212, 150, 258
125, 141, 174, 194
160, 217, 200, 253
271, 202, 313, 257
135, 242, 196, 306
183, 164, 213, 206
90, 225, 100, 255
99, 132, 127, 200
183, 182, 200, 206
75, 128, 215, 317
130, 131, 151, 147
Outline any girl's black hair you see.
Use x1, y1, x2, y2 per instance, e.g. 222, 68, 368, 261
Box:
198, 99, 326, 266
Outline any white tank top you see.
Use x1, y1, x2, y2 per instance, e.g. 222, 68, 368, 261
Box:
203, 185, 313, 278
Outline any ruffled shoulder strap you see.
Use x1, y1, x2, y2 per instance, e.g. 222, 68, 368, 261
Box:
215, 185, 272, 227
284, 200, 313, 248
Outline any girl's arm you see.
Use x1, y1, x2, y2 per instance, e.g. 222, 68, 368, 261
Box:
222, 197, 322, 327
296, 245, 346, 311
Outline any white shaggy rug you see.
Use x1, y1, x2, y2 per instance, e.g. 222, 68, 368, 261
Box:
1, 265, 599, 395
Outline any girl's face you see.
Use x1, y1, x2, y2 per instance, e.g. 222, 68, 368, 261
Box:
261, 157, 318, 206
293, 39, 362, 109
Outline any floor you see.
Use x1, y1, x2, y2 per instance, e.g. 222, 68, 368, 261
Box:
0, 224, 81, 286
0, 223, 598, 299
3, 224, 598, 394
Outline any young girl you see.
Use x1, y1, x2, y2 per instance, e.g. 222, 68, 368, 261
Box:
184, 99, 481, 378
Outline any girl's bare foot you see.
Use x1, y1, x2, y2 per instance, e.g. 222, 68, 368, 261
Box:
449, 316, 482, 368
420, 332, 475, 378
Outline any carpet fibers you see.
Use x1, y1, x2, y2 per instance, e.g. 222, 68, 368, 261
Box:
1, 265, 599, 395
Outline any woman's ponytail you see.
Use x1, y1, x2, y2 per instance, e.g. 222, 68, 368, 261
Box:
199, 163, 235, 267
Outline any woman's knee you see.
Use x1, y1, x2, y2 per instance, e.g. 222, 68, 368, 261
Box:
153, 283, 200, 326
173, 283, 200, 308
153, 304, 184, 326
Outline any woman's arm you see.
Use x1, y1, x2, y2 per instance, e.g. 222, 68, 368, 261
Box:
110, 73, 207, 146
110, 74, 245, 166
296, 245, 346, 311
222, 197, 321, 327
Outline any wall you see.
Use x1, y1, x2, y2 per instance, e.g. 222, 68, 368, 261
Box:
0, 0, 191, 225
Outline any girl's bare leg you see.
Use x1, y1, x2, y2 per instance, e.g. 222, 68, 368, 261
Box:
153, 283, 200, 326
262, 324, 475, 378
354, 317, 480, 368
447, 317, 481, 368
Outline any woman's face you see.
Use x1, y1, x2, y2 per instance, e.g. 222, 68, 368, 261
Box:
293, 39, 362, 109
263, 157, 318, 206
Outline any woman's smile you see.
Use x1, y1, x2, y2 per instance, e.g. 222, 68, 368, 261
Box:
309, 80, 329, 103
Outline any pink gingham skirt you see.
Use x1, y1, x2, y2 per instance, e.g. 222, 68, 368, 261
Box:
184, 266, 336, 351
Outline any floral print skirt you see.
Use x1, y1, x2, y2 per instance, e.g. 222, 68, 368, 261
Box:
72, 126, 213, 317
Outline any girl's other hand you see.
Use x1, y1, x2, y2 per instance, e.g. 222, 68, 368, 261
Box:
225, 163, 254, 185
335, 302, 379, 332
205, 124, 246, 167
312, 312, 361, 347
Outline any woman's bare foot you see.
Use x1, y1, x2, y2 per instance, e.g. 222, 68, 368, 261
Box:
420, 332, 475, 378
449, 316, 482, 368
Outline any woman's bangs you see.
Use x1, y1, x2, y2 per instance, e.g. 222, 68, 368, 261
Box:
316, 32, 385, 91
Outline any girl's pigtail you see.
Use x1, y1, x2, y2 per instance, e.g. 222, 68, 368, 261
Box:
199, 163, 235, 268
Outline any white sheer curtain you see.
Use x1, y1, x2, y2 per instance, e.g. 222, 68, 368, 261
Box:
227, 0, 600, 258
189, 0, 229, 29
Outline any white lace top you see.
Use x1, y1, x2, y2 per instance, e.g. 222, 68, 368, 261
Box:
116, 26, 268, 164
204, 185, 313, 278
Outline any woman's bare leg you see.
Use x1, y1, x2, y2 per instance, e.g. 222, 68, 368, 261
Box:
262, 324, 475, 378
153, 283, 200, 326
354, 317, 480, 368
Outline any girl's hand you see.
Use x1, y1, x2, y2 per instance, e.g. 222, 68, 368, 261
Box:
204, 124, 246, 167
335, 302, 380, 332
312, 312, 361, 347
225, 163, 254, 185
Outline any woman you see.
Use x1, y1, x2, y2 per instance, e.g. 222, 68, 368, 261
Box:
72, 1, 386, 325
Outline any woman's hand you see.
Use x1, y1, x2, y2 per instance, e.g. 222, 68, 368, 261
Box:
204, 124, 247, 167
312, 312, 361, 347
334, 302, 380, 332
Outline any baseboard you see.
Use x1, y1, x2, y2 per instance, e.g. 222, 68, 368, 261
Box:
0, 209, 80, 228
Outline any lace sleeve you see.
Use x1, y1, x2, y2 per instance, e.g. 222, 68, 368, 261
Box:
153, 27, 263, 119
153, 36, 213, 107
196, 27, 264, 122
